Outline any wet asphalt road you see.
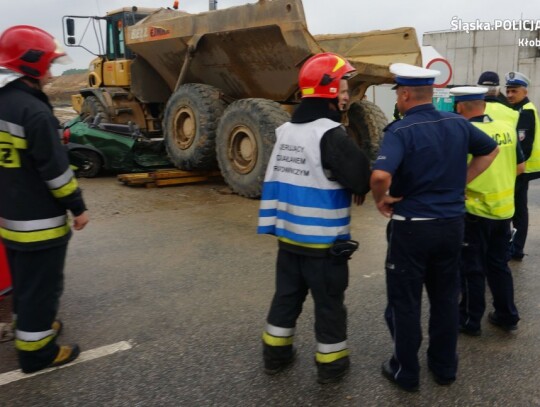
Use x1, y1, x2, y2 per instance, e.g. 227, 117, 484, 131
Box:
1, 178, 539, 406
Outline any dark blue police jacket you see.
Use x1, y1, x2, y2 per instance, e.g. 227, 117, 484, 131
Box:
373, 104, 497, 219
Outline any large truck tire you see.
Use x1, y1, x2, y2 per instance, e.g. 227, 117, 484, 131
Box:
163, 84, 227, 170
346, 100, 388, 160
81, 96, 110, 123
216, 99, 290, 198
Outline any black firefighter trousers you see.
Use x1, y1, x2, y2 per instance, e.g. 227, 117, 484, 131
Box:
7, 244, 67, 372
264, 245, 349, 366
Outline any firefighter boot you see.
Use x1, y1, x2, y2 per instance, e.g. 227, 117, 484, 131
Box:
317, 356, 350, 384
52, 319, 63, 336
22, 344, 81, 374
263, 344, 297, 375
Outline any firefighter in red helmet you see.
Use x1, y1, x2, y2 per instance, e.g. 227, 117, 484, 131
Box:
258, 52, 371, 384
0, 25, 89, 373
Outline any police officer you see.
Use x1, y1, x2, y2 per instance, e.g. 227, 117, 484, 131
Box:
258, 52, 371, 384
505, 71, 540, 260
477, 71, 518, 124
450, 86, 523, 335
0, 26, 89, 373
371, 63, 498, 392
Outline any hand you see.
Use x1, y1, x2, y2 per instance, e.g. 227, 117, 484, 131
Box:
353, 194, 366, 206
376, 195, 403, 218
73, 211, 89, 230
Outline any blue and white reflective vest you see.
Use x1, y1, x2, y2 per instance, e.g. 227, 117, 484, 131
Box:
257, 118, 352, 245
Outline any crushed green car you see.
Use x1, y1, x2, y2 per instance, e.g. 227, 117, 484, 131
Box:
63, 116, 172, 177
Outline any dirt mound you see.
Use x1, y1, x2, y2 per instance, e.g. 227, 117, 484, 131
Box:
43, 73, 87, 123
44, 73, 87, 106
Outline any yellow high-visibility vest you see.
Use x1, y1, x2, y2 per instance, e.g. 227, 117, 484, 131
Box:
466, 119, 518, 220
521, 102, 540, 173
485, 102, 519, 128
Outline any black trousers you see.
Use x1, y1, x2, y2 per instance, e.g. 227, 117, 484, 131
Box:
511, 174, 529, 257
265, 246, 348, 358
7, 244, 67, 372
384, 217, 463, 388
460, 214, 519, 330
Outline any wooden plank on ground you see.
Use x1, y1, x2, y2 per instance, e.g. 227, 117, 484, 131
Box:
154, 176, 209, 187
152, 169, 221, 179
117, 173, 153, 183
123, 177, 154, 185
117, 169, 222, 188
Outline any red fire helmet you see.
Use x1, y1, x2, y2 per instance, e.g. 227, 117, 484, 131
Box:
0, 25, 72, 79
299, 52, 356, 99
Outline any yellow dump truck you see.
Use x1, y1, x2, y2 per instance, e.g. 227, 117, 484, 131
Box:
63, 0, 421, 197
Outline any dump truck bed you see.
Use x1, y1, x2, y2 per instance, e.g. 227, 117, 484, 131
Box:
125, 0, 421, 103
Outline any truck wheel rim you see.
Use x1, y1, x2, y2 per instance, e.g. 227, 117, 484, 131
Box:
173, 107, 196, 150
228, 125, 257, 174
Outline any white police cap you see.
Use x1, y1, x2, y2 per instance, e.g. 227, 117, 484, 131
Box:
449, 86, 488, 102
505, 71, 530, 88
390, 63, 441, 88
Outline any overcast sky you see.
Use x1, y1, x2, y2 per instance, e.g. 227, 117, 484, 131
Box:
2, 0, 539, 75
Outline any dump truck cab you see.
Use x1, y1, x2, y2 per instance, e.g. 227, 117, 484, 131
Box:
64, 7, 155, 82
87, 8, 142, 88
64, 7, 160, 131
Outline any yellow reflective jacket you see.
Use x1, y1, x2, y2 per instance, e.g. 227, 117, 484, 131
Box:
466, 118, 518, 220
522, 102, 540, 173
484, 102, 519, 128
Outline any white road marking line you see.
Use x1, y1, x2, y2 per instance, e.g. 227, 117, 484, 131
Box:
0, 340, 133, 386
